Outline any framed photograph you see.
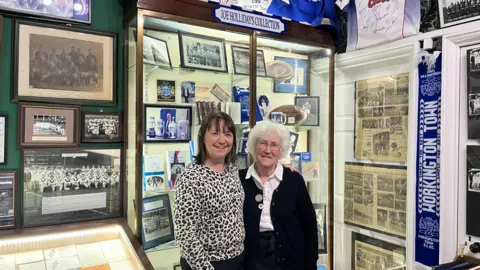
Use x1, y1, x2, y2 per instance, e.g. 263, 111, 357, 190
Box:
0, 171, 17, 229
231, 46, 266, 76
274, 57, 308, 94
313, 203, 327, 254
181, 81, 195, 103
81, 112, 122, 143
295, 96, 320, 126
0, 0, 90, 24
344, 162, 407, 239
166, 151, 187, 191
179, 32, 228, 73
289, 131, 299, 153
439, 0, 480, 28
21, 148, 122, 227
467, 48, 480, 139
236, 154, 248, 170
19, 103, 80, 148
141, 194, 175, 250
143, 155, 166, 194
351, 232, 406, 270
144, 104, 192, 143
143, 33, 172, 68
157, 80, 176, 102
290, 153, 302, 172
466, 146, 480, 237
0, 115, 6, 165
13, 20, 117, 106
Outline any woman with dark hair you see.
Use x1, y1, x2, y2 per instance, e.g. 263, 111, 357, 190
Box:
174, 112, 245, 270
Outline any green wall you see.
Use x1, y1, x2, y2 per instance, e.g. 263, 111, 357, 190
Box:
0, 0, 125, 221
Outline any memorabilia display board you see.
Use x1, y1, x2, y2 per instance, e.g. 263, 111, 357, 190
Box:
351, 232, 406, 270
467, 48, 480, 139
0, 221, 150, 270
355, 74, 409, 163
466, 146, 480, 237
344, 162, 407, 238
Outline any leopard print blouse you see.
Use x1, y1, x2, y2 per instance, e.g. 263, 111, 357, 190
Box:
174, 162, 245, 270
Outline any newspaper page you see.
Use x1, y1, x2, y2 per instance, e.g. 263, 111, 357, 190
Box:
353, 234, 406, 270
344, 162, 407, 238
355, 74, 409, 163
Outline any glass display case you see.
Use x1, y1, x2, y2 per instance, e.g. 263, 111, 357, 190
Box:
124, 0, 335, 268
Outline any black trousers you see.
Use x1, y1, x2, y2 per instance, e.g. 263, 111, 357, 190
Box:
180, 252, 244, 270
256, 231, 281, 270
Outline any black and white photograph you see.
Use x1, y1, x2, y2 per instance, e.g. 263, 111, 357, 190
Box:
141, 194, 174, 250
351, 232, 406, 270
377, 176, 394, 192
373, 131, 390, 156
82, 112, 122, 143
0, 171, 16, 229
467, 48, 480, 139
290, 153, 302, 172
14, 20, 116, 106
236, 154, 248, 170
377, 193, 395, 209
181, 81, 195, 103
231, 46, 266, 76
179, 32, 228, 73
143, 33, 172, 68
295, 96, 320, 126
388, 211, 406, 233
0, 0, 90, 24
0, 115, 7, 165
467, 146, 480, 236
33, 115, 66, 136
22, 148, 122, 227
377, 209, 388, 227
313, 203, 327, 254
144, 104, 192, 143
439, 0, 480, 27
395, 178, 407, 200
289, 131, 299, 153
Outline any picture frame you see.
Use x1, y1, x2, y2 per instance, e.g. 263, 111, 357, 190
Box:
13, 20, 117, 106
81, 112, 122, 143
0, 170, 17, 229
143, 33, 172, 69
289, 131, 299, 154
178, 32, 228, 73
438, 0, 480, 28
173, 264, 181, 270
273, 57, 308, 94
313, 203, 327, 254
19, 103, 80, 148
231, 45, 267, 76
157, 80, 176, 103
21, 148, 123, 228
236, 154, 248, 170
295, 96, 320, 126
144, 104, 193, 143
0, 0, 91, 24
0, 114, 6, 165
351, 232, 406, 270
289, 153, 302, 172
141, 194, 175, 250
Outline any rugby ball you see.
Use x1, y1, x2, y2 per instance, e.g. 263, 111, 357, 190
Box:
269, 105, 308, 125
266, 60, 294, 80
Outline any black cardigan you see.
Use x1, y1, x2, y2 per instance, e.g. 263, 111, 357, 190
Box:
240, 167, 318, 270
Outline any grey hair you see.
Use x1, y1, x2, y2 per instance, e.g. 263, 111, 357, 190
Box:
247, 120, 291, 160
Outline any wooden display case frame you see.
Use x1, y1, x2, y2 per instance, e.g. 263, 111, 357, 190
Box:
123, 0, 336, 268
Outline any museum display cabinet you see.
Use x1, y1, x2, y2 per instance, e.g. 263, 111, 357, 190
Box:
123, 0, 335, 268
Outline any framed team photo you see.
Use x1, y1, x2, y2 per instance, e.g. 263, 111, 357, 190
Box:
231, 46, 266, 76
179, 32, 228, 73
0, 171, 17, 229
13, 20, 117, 106
81, 112, 122, 143
19, 103, 80, 148
141, 194, 174, 250
21, 148, 122, 227
439, 0, 480, 28
144, 104, 192, 143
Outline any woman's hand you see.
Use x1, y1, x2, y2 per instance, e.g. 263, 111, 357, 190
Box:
281, 163, 300, 174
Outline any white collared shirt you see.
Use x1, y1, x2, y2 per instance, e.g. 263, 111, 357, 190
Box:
246, 163, 283, 232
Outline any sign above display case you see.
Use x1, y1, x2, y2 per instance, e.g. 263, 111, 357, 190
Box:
213, 5, 285, 34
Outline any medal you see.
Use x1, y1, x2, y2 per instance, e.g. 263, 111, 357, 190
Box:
258, 203, 263, 210
255, 194, 263, 202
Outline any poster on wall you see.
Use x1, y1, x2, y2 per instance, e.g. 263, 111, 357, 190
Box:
415, 51, 441, 267
438, 0, 480, 28
344, 162, 407, 239
355, 74, 409, 163
351, 232, 406, 270
466, 146, 480, 237
467, 48, 480, 139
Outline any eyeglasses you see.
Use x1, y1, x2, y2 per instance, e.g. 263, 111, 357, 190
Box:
257, 141, 280, 151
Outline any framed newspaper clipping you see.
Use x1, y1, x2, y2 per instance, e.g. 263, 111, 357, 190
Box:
355, 74, 409, 163
351, 232, 406, 270
344, 162, 407, 239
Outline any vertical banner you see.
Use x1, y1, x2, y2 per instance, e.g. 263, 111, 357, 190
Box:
415, 51, 442, 267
